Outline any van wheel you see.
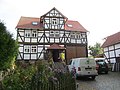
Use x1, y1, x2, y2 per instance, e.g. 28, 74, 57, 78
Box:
91, 76, 96, 80
105, 71, 108, 74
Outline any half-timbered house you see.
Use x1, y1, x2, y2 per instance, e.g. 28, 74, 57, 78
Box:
102, 32, 120, 63
16, 7, 88, 64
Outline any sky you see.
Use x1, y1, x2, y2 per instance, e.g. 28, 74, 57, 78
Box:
0, 0, 120, 46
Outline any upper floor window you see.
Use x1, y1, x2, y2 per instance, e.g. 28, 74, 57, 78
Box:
32, 30, 37, 37
70, 32, 75, 38
25, 30, 31, 37
31, 46, 37, 53
50, 31, 54, 37
24, 46, 30, 53
76, 33, 81, 39
51, 18, 58, 25
25, 30, 37, 37
49, 31, 60, 37
81, 33, 86, 38
55, 31, 60, 37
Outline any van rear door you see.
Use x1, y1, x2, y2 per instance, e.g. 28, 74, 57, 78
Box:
80, 58, 97, 74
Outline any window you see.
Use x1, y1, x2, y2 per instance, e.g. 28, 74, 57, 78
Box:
31, 46, 37, 53
76, 33, 81, 39
81, 33, 86, 38
50, 31, 60, 37
32, 22, 38, 25
55, 31, 59, 37
70, 32, 75, 38
25, 30, 31, 37
51, 18, 58, 25
67, 24, 73, 28
50, 31, 54, 37
32, 30, 37, 37
24, 46, 30, 53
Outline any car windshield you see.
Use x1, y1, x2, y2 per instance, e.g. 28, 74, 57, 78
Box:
96, 61, 105, 65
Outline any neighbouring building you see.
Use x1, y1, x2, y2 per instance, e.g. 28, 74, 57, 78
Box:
16, 7, 88, 64
102, 32, 120, 63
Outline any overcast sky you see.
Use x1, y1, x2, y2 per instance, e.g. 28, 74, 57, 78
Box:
0, 0, 120, 46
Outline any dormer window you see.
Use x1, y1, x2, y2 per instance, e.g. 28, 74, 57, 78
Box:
67, 24, 73, 28
32, 22, 38, 25
51, 18, 58, 25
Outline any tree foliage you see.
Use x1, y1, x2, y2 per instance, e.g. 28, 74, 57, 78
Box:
0, 21, 18, 70
88, 43, 103, 58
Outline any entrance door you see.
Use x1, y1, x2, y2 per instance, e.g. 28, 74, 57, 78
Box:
116, 57, 120, 63
52, 50, 59, 62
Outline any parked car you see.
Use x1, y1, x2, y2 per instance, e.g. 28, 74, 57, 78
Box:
95, 58, 109, 74
68, 58, 98, 80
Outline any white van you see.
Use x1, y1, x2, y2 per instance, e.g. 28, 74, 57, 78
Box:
68, 58, 98, 79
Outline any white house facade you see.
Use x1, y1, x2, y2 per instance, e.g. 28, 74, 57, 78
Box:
16, 7, 88, 63
102, 32, 120, 63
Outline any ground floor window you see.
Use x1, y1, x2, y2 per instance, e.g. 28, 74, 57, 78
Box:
24, 45, 37, 53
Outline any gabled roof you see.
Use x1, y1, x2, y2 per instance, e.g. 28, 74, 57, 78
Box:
16, 16, 87, 32
102, 32, 120, 48
65, 20, 87, 32
16, 16, 43, 29
47, 44, 65, 50
41, 7, 68, 19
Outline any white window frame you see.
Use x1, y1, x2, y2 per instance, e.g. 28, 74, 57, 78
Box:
32, 30, 37, 37
70, 32, 75, 39
25, 30, 31, 37
51, 18, 58, 25
50, 30, 54, 37
76, 33, 81, 39
55, 31, 60, 37
24, 45, 30, 53
31, 46, 37, 53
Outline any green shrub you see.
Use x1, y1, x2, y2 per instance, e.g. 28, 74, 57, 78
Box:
0, 21, 18, 70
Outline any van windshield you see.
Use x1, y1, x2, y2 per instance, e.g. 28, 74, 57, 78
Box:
80, 59, 96, 66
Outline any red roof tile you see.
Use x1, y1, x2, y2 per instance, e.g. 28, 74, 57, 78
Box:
47, 44, 65, 50
65, 20, 87, 32
16, 16, 43, 29
16, 17, 87, 32
102, 32, 120, 48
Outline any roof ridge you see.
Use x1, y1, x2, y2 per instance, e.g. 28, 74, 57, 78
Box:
21, 16, 40, 19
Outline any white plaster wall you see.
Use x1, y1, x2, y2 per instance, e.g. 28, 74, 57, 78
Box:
31, 38, 37, 42
104, 47, 108, 52
104, 52, 109, 58
25, 38, 30, 42
19, 47, 23, 52
38, 47, 43, 52
31, 54, 37, 59
115, 49, 120, 57
110, 58, 116, 63
55, 39, 59, 43
24, 54, 30, 59
109, 51, 115, 57
115, 43, 120, 49
18, 37, 23, 42
50, 38, 54, 43
19, 32, 24, 36
71, 39, 75, 43
38, 32, 43, 37
17, 53, 23, 59
109, 45, 114, 50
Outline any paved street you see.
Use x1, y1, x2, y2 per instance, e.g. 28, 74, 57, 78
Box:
76, 72, 120, 90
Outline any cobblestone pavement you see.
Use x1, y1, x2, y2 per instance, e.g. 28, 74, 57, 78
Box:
76, 72, 120, 90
